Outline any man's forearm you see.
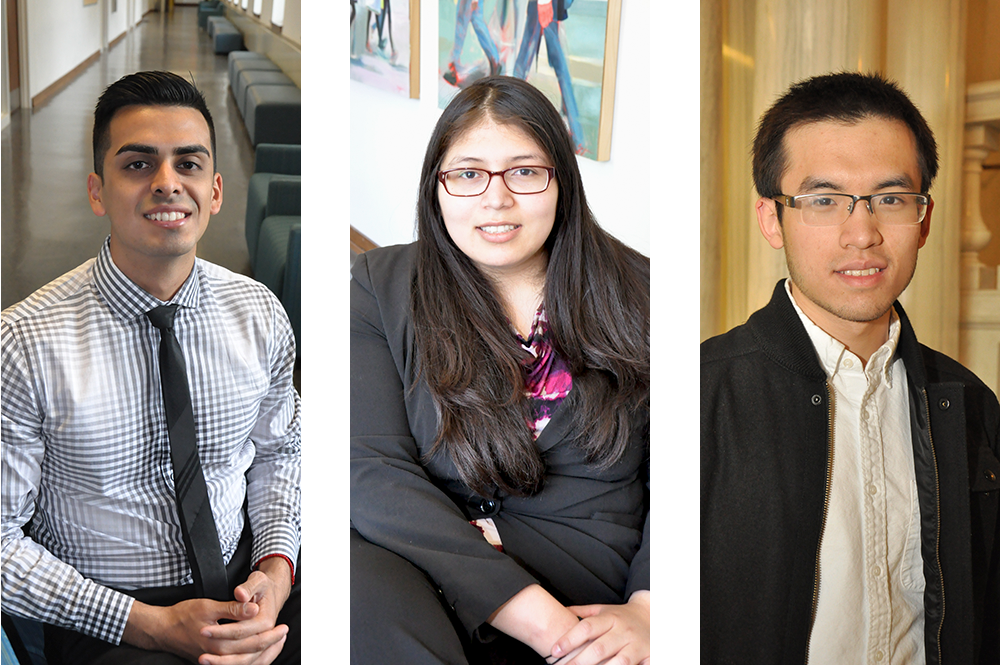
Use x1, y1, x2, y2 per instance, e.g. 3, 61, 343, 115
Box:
1, 536, 135, 644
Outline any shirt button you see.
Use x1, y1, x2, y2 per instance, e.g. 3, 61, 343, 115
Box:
875, 650, 884, 661
868, 484, 878, 495
873, 565, 882, 576
842, 358, 854, 369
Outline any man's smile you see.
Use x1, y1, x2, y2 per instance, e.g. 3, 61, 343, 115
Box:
144, 211, 191, 222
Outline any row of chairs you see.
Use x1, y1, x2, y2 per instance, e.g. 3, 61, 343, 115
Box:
223, 49, 301, 354
219, 47, 301, 353
227, 51, 301, 147
198, 1, 242, 52
207, 15, 243, 54
245, 144, 301, 356
197, 0, 225, 28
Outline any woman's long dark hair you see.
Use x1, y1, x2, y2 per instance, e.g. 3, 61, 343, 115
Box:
412, 76, 649, 497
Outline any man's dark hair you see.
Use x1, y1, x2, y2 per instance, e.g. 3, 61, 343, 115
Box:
752, 71, 939, 209
92, 70, 217, 177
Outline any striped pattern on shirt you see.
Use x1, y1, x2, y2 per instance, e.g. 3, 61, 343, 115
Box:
1, 238, 301, 644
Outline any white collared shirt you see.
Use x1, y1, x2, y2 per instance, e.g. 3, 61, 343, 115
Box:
786, 283, 925, 665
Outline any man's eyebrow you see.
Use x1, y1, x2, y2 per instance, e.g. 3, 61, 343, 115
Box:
796, 174, 915, 193
873, 175, 914, 190
114, 144, 210, 157
174, 144, 211, 157
116, 143, 157, 156
797, 176, 843, 192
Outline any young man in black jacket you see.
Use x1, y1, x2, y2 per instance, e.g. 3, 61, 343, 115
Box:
701, 72, 1000, 664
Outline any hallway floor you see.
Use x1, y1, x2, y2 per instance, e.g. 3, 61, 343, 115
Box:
1, 6, 257, 310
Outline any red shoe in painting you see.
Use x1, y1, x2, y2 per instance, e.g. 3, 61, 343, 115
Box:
443, 62, 460, 86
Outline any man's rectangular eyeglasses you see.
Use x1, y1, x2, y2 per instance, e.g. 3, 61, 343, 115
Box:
438, 166, 556, 197
773, 192, 929, 227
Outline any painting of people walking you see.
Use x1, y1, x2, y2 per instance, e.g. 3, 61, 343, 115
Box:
438, 0, 621, 161
351, 0, 420, 98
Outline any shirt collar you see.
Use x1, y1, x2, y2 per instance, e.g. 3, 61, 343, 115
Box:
93, 236, 202, 321
783, 280, 901, 387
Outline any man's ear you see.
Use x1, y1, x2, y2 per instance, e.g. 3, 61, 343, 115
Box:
88, 173, 107, 217
210, 172, 223, 215
756, 197, 784, 249
917, 196, 933, 249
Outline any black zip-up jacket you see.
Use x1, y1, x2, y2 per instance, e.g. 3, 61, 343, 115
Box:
701, 280, 1000, 664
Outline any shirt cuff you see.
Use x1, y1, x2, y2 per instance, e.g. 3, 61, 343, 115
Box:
253, 553, 295, 585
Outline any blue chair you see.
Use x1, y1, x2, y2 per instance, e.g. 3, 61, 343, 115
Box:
245, 144, 300, 265
244, 86, 301, 146
197, 2, 225, 29
283, 225, 301, 355
2, 626, 20, 665
213, 25, 244, 54
253, 176, 301, 280
1, 613, 46, 665
235, 70, 295, 119
228, 52, 280, 92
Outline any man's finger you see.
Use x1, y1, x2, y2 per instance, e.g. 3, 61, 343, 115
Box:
198, 624, 289, 662
201, 601, 260, 636
205, 616, 287, 644
234, 571, 270, 603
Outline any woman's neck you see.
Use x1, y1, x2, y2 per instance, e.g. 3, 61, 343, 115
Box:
483, 255, 548, 338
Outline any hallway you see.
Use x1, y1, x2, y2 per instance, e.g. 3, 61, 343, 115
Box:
1, 5, 257, 310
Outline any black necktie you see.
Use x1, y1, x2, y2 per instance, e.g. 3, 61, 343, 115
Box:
146, 304, 229, 601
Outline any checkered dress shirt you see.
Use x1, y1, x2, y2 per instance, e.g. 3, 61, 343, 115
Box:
1, 238, 301, 644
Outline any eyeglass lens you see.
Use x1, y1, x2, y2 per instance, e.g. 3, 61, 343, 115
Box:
442, 167, 550, 196
795, 193, 927, 226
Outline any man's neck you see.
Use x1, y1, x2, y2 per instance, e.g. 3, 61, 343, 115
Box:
788, 281, 892, 368
109, 242, 195, 302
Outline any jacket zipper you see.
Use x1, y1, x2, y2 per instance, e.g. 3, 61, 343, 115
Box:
921, 388, 945, 665
805, 382, 836, 663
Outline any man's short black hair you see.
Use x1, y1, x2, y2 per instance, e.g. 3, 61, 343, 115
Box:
752, 72, 939, 204
92, 70, 217, 178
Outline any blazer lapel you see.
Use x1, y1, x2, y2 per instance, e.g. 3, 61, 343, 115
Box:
534, 393, 575, 453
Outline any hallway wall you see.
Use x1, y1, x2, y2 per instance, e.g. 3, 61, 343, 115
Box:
22, 0, 152, 102
26, 1, 103, 98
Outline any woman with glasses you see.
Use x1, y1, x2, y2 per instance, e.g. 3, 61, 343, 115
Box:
351, 76, 650, 665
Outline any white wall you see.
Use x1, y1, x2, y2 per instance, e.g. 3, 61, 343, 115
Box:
350, 0, 650, 256
1, 0, 9, 129
26, 0, 103, 98
281, 0, 300, 45
109, 0, 130, 43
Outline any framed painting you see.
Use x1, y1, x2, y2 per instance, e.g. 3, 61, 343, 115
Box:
351, 0, 421, 98
437, 0, 621, 161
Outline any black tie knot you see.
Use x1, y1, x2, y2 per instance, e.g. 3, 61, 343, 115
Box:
147, 304, 178, 332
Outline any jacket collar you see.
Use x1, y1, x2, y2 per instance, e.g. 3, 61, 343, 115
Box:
747, 279, 928, 389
